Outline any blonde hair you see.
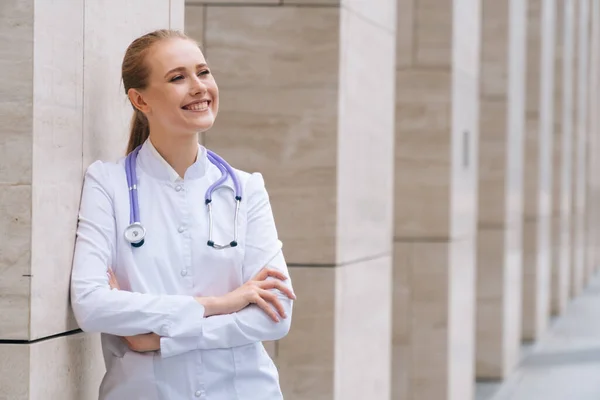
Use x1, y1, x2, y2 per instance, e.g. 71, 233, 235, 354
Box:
121, 29, 196, 154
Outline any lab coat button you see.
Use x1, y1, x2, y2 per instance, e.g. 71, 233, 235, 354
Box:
181, 270, 188, 276
195, 390, 202, 397
175, 185, 183, 192
178, 226, 185, 233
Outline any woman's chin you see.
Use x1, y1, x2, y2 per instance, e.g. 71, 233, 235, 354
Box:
189, 114, 215, 132
193, 123, 214, 134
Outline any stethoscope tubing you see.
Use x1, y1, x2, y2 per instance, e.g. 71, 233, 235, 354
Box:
124, 144, 242, 249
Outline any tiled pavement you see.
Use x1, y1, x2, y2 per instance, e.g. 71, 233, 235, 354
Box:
476, 272, 600, 400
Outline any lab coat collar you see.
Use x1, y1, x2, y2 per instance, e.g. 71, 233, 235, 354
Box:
138, 138, 207, 182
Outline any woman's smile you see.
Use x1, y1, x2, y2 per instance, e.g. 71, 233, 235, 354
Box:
182, 99, 211, 111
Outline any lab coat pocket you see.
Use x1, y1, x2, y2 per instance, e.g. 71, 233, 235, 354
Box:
234, 342, 273, 368
232, 343, 282, 399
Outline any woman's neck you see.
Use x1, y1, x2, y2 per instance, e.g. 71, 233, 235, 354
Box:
148, 132, 200, 179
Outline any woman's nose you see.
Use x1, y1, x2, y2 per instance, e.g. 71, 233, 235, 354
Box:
190, 76, 207, 95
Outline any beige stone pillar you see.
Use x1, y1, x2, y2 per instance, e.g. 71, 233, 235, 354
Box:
476, 0, 527, 379
392, 1, 480, 399
521, 0, 556, 341
185, 1, 397, 399
0, 1, 184, 398
586, 0, 599, 280
594, 1, 600, 277
571, 0, 589, 296
589, 2, 600, 274
551, 0, 576, 316
568, 0, 579, 297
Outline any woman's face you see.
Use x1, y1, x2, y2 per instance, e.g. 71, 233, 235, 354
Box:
133, 38, 219, 136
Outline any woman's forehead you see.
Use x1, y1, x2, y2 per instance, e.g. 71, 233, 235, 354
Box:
148, 39, 206, 73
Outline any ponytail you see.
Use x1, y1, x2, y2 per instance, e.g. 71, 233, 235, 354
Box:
126, 109, 149, 154
122, 29, 194, 155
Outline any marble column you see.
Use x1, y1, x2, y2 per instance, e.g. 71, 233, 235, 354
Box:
585, 0, 599, 281
393, 1, 480, 399
521, 0, 556, 341
185, 1, 397, 399
551, 0, 576, 316
0, 1, 184, 398
476, 0, 527, 379
589, 2, 600, 274
571, 0, 589, 296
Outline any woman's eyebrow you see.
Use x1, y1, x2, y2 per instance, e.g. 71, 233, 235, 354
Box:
164, 63, 208, 78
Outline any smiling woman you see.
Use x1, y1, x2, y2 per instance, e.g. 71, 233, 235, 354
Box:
122, 30, 219, 177
70, 29, 295, 400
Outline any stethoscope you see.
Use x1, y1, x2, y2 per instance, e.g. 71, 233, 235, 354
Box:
123, 144, 242, 250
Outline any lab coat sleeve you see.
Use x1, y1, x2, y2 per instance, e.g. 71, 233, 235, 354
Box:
159, 173, 294, 358
70, 161, 206, 338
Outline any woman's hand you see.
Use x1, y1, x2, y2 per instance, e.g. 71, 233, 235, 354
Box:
200, 268, 296, 322
107, 268, 161, 353
107, 268, 120, 290
121, 332, 161, 353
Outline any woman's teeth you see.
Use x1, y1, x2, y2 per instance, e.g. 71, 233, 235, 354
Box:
183, 101, 209, 111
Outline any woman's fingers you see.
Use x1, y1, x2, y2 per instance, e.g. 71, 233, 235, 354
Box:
107, 268, 120, 290
254, 296, 280, 322
252, 268, 288, 282
259, 289, 287, 319
264, 268, 288, 281
251, 269, 267, 281
121, 333, 160, 353
121, 336, 133, 348
258, 279, 296, 300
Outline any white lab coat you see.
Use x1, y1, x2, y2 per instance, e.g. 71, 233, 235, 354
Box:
70, 139, 293, 400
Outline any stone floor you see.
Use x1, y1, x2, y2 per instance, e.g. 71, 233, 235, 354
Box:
476, 272, 600, 400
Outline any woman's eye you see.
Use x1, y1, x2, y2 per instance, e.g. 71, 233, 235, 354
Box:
198, 70, 210, 76
170, 75, 184, 82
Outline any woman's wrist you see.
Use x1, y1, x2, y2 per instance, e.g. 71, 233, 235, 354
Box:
195, 296, 222, 317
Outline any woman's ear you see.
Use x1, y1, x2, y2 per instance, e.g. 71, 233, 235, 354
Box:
127, 88, 151, 114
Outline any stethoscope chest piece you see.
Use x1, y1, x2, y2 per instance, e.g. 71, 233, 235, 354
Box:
124, 222, 146, 247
